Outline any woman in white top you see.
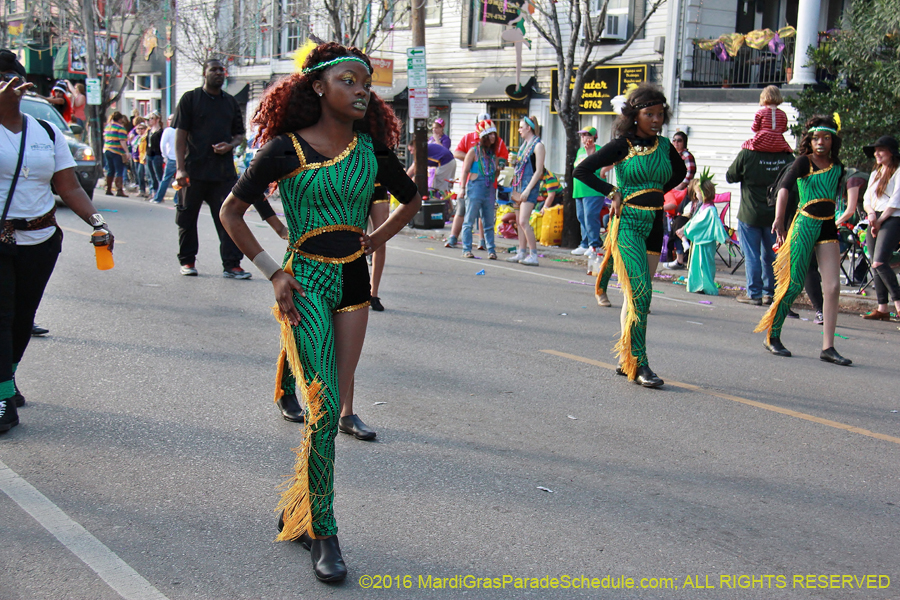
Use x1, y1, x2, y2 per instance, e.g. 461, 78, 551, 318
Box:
0, 49, 113, 433
861, 135, 900, 320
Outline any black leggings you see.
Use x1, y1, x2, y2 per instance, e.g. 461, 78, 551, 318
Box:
0, 229, 62, 398
867, 214, 900, 304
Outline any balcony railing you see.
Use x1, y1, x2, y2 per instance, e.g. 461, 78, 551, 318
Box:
683, 37, 796, 89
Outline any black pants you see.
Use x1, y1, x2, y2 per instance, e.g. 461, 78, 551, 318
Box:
175, 178, 243, 270
0, 229, 62, 396
867, 214, 900, 304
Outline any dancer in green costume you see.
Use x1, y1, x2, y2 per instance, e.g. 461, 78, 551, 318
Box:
221, 43, 421, 583
755, 115, 851, 365
575, 83, 686, 387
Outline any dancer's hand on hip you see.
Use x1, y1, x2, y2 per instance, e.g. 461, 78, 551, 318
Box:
610, 192, 623, 218
272, 271, 305, 326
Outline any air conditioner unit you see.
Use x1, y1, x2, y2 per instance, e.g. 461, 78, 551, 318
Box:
600, 8, 629, 41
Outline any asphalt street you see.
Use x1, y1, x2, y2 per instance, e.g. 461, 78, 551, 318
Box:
1, 195, 898, 600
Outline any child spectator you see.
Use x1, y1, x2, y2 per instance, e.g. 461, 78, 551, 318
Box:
741, 85, 793, 153
683, 173, 728, 294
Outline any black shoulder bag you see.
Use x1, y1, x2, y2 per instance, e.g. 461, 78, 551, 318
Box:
0, 115, 28, 256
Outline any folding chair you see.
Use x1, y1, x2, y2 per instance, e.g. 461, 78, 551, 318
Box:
712, 192, 745, 273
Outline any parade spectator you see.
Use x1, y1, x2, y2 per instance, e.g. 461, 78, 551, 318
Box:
662, 181, 700, 270
429, 117, 450, 149
507, 115, 545, 266
173, 58, 251, 279
458, 119, 499, 259
671, 131, 695, 190
575, 82, 686, 387
145, 111, 164, 200
683, 176, 728, 294
406, 140, 456, 193
44, 81, 72, 123
742, 85, 793, 154
132, 121, 149, 197
860, 135, 900, 320
66, 81, 86, 129
571, 126, 605, 257
102, 111, 130, 197
446, 112, 509, 248
539, 168, 561, 212
756, 115, 850, 365
152, 114, 177, 204
220, 42, 420, 582
726, 130, 794, 306
0, 49, 113, 432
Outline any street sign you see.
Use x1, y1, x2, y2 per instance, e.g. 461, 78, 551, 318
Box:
86, 78, 102, 105
406, 47, 429, 119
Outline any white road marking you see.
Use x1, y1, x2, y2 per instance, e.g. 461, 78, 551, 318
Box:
392, 244, 709, 306
0, 459, 170, 600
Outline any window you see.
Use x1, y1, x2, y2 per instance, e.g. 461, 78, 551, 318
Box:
393, 0, 441, 28
279, 0, 308, 56
492, 106, 526, 154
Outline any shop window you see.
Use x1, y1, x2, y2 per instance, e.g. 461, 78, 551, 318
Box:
491, 106, 527, 155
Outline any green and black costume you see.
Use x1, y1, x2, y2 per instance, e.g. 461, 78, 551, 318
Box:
233, 132, 416, 540
755, 156, 842, 341
574, 135, 685, 379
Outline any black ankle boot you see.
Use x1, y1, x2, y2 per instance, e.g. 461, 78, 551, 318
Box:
310, 536, 347, 583
635, 365, 664, 388
820, 347, 852, 366
764, 336, 791, 357
276, 393, 305, 423
276, 511, 312, 549
13, 379, 24, 407
0, 397, 19, 432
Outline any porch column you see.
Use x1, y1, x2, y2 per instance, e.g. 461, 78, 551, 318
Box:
789, 0, 819, 85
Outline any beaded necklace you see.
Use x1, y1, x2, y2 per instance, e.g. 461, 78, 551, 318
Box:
475, 144, 497, 188
513, 135, 540, 189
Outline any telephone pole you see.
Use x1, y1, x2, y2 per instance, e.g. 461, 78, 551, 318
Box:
410, 0, 427, 195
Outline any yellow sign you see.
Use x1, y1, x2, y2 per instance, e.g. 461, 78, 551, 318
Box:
371, 57, 394, 88
550, 64, 648, 115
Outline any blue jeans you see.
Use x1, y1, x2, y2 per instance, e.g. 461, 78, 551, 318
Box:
462, 183, 496, 253
738, 220, 776, 299
575, 196, 604, 249
104, 151, 127, 178
154, 160, 177, 204
146, 155, 163, 195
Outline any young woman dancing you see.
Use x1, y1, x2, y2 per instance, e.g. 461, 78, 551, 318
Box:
755, 115, 850, 365
220, 43, 420, 583
574, 83, 686, 387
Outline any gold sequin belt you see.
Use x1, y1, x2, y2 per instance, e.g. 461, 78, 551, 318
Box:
290, 224, 366, 264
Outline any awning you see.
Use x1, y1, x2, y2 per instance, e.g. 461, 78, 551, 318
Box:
373, 76, 407, 102
468, 76, 538, 102
225, 80, 250, 103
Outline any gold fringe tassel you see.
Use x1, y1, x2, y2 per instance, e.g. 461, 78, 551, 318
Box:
594, 219, 616, 298
753, 221, 796, 341
270, 253, 326, 543
606, 218, 639, 380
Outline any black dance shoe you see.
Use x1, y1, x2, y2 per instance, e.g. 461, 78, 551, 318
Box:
276, 511, 313, 550
310, 536, 347, 583
276, 393, 305, 423
635, 365, 664, 388
370, 296, 385, 312
338, 414, 376, 440
820, 347, 852, 366
615, 366, 627, 377
763, 337, 791, 357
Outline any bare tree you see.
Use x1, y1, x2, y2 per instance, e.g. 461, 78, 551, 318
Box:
318, 0, 409, 52
525, 0, 666, 245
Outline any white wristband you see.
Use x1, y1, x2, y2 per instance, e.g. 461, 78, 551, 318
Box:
251, 250, 282, 280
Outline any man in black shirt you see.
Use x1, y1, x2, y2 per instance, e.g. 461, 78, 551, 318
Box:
173, 59, 250, 279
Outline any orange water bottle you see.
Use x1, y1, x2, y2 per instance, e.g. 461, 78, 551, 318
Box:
91, 229, 114, 270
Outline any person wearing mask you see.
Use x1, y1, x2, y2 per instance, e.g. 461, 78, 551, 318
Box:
173, 59, 251, 279
570, 126, 606, 259
860, 135, 900, 321
575, 83, 686, 387
447, 112, 509, 248
153, 114, 177, 204
0, 49, 114, 432
755, 115, 850, 366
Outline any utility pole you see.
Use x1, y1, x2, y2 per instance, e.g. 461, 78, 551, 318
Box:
81, 0, 101, 157
410, 0, 427, 195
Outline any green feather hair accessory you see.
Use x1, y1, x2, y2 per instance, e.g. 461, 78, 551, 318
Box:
301, 56, 371, 75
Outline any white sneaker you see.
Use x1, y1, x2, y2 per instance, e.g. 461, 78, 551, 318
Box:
519, 253, 539, 266
507, 251, 526, 263
663, 260, 685, 270
571, 246, 589, 255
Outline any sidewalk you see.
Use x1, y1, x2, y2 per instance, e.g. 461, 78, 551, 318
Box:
401, 224, 881, 315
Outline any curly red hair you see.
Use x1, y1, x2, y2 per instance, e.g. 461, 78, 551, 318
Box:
253, 42, 400, 148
